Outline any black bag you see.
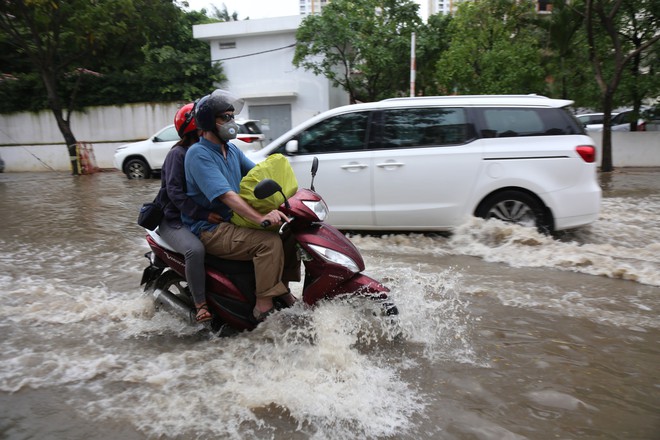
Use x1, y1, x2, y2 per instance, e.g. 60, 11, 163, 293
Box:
137, 200, 164, 230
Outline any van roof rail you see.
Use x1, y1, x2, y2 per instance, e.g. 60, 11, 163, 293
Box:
380, 94, 550, 102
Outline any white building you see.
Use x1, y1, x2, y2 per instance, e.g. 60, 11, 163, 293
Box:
298, 0, 330, 15
193, 15, 349, 144
427, 0, 462, 15
425, 0, 553, 15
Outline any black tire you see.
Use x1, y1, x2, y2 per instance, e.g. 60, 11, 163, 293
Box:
475, 190, 551, 233
124, 158, 151, 179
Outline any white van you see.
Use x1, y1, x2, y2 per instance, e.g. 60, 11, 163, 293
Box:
248, 95, 601, 233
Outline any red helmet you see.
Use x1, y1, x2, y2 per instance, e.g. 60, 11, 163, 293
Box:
174, 103, 197, 137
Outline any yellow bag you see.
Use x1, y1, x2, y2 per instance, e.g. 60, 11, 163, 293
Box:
230, 154, 298, 229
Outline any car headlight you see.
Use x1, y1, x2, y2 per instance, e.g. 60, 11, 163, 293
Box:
302, 200, 328, 221
308, 244, 359, 273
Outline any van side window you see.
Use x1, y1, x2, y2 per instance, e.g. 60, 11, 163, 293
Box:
295, 112, 369, 154
479, 108, 580, 138
380, 108, 470, 148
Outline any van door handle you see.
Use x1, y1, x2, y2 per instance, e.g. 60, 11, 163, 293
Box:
376, 161, 405, 168
341, 163, 368, 170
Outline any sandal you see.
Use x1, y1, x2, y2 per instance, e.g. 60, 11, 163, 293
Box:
195, 304, 212, 323
277, 292, 297, 307
253, 307, 276, 322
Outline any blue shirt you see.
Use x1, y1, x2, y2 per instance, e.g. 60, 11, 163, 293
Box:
183, 138, 255, 236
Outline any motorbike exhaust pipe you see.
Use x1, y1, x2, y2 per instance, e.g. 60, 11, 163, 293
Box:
152, 288, 193, 323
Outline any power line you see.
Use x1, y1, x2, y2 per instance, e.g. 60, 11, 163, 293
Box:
210, 43, 296, 63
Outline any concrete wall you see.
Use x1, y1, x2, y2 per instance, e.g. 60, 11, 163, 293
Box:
0, 102, 183, 172
1, 103, 658, 172
588, 131, 660, 167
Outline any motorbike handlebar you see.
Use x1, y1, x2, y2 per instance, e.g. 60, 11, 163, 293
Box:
260, 217, 294, 231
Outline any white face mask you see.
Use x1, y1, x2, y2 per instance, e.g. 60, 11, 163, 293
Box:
216, 121, 238, 142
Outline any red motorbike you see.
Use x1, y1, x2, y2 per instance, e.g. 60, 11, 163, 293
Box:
141, 158, 396, 333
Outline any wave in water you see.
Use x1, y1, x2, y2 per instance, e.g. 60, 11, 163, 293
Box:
350, 196, 660, 287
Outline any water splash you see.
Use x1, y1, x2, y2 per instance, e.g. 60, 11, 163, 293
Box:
0, 262, 478, 439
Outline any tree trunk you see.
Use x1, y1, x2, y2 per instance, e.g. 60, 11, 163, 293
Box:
40, 69, 80, 175
600, 94, 615, 172
52, 111, 80, 176
630, 50, 642, 131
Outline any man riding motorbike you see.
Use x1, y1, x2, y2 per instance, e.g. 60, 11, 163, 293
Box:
182, 89, 299, 321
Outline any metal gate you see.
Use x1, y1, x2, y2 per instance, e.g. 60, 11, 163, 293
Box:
249, 104, 292, 145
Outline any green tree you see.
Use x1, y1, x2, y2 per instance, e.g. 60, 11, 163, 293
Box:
0, 0, 143, 174
414, 12, 452, 96
115, 5, 225, 103
585, 0, 660, 172
293, 0, 422, 103
435, 0, 546, 95
610, 0, 660, 126
0, 0, 224, 174
209, 3, 240, 21
535, 0, 594, 102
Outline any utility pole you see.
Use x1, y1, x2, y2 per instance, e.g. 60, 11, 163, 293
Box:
410, 32, 416, 97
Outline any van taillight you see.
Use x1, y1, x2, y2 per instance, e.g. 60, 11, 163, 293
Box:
576, 145, 596, 163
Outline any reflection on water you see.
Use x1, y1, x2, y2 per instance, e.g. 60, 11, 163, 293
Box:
0, 170, 659, 439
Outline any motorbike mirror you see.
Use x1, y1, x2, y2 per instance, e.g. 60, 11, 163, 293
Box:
254, 178, 291, 209
254, 179, 282, 199
310, 157, 318, 191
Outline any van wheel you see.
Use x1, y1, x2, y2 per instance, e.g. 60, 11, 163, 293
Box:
124, 158, 151, 179
476, 190, 551, 233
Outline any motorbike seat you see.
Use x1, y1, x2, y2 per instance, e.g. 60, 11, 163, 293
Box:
147, 227, 254, 276
147, 228, 176, 252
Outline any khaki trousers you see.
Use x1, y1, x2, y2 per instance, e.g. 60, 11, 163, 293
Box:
200, 222, 299, 299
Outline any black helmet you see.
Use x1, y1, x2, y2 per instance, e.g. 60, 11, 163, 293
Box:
194, 89, 245, 131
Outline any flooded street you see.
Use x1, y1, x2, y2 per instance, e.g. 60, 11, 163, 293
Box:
1, 168, 658, 439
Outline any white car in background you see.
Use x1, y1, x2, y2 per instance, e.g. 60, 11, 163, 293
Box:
578, 110, 646, 132
608, 110, 646, 131
576, 112, 611, 132
114, 120, 266, 179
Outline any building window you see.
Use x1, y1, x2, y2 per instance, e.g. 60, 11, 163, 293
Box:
538, 1, 552, 12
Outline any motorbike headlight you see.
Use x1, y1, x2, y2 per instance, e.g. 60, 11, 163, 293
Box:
308, 244, 359, 273
303, 200, 328, 221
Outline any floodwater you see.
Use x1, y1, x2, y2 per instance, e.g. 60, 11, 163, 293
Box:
1, 168, 658, 440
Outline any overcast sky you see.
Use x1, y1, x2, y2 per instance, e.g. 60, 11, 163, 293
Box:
183, 0, 427, 20
183, 0, 298, 20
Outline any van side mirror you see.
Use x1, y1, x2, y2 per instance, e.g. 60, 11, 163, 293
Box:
285, 140, 299, 154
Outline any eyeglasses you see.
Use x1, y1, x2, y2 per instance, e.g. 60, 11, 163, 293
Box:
216, 114, 235, 122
